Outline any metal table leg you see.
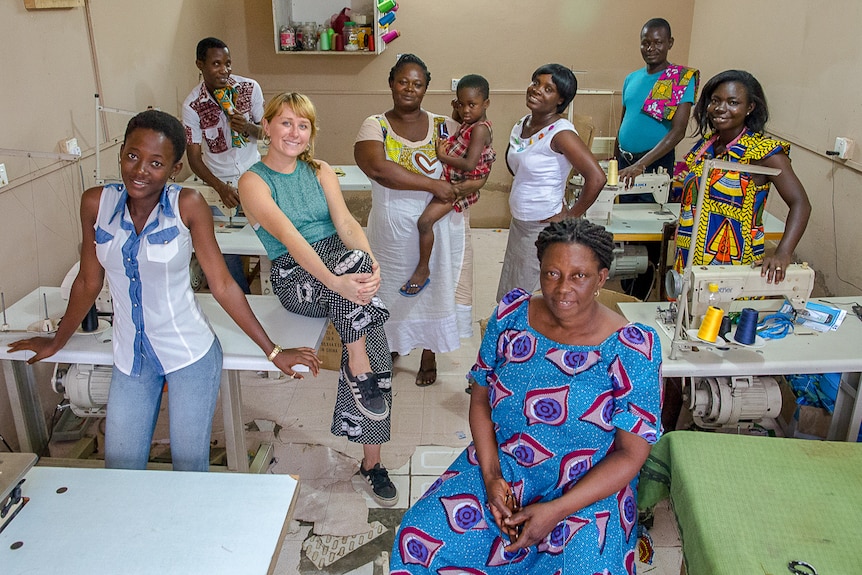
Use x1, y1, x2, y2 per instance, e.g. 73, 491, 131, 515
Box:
220, 369, 248, 472
2, 359, 49, 454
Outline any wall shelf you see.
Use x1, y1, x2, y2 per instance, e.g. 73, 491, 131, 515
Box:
271, 0, 389, 56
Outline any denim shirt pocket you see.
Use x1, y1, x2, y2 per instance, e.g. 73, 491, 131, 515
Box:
94, 226, 114, 244
146, 226, 180, 263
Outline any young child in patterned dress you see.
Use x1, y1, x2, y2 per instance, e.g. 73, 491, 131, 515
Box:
399, 74, 496, 297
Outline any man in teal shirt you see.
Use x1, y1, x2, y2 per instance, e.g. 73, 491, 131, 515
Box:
615, 18, 698, 298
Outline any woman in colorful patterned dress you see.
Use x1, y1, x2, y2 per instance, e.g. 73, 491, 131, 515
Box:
391, 219, 663, 574
354, 54, 487, 387
673, 69, 811, 283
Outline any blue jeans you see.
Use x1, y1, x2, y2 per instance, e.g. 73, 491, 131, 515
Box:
104, 339, 223, 471
224, 254, 251, 294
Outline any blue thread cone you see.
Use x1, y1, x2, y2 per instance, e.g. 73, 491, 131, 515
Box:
734, 308, 759, 345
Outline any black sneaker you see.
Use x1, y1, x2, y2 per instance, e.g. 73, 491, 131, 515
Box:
359, 462, 398, 506
343, 366, 389, 421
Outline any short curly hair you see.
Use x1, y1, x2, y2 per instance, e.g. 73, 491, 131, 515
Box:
535, 218, 615, 271
124, 110, 185, 164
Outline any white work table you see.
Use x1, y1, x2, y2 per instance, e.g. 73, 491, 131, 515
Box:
1, 465, 298, 574
0, 288, 327, 472
591, 203, 786, 242
619, 297, 862, 441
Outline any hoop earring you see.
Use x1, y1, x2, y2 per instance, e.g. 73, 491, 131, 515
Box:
263, 134, 271, 145
594, 290, 600, 297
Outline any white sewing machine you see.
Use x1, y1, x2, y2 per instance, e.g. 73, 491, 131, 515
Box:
660, 263, 814, 431
670, 262, 815, 321
182, 179, 245, 223
573, 171, 671, 224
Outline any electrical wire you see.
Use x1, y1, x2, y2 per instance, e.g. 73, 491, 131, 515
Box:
757, 312, 795, 339
830, 159, 862, 292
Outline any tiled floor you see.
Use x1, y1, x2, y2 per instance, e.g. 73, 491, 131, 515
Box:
230, 227, 683, 574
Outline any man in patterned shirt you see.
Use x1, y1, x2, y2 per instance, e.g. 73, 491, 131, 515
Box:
182, 37, 264, 293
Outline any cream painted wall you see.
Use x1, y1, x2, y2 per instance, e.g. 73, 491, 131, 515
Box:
0, 0, 694, 447
688, 0, 862, 296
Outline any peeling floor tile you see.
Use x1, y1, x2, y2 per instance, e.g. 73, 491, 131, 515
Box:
302, 521, 388, 570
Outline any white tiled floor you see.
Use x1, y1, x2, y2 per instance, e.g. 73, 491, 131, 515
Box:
244, 228, 683, 574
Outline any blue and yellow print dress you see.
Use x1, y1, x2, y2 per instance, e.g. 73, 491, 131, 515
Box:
674, 129, 790, 272
391, 288, 663, 574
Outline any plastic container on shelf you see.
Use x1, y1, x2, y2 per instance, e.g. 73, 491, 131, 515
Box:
320, 26, 331, 51
302, 22, 317, 50
343, 22, 359, 51
279, 23, 295, 51
294, 23, 304, 51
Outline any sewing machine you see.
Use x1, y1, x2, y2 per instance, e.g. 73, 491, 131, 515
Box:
669, 262, 815, 321
659, 263, 815, 430
573, 171, 671, 225
183, 180, 245, 223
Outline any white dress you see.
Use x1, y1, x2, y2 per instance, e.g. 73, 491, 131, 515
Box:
356, 112, 473, 355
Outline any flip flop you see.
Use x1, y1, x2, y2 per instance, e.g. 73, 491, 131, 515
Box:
399, 278, 430, 297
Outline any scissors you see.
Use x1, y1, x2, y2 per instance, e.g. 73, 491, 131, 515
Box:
788, 560, 817, 574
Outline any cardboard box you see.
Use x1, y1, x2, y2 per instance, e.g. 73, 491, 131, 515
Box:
317, 323, 343, 372
786, 405, 832, 440
596, 289, 641, 313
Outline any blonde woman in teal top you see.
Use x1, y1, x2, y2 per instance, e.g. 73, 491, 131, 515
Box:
239, 92, 398, 506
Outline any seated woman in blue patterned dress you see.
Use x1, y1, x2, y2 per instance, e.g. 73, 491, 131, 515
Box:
391, 219, 662, 574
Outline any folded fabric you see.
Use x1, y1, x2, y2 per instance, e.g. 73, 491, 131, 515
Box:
212, 86, 247, 148
642, 65, 699, 122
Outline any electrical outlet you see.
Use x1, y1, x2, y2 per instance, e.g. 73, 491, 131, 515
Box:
61, 137, 82, 157
835, 137, 855, 160
0, 163, 7, 188
451, 78, 460, 91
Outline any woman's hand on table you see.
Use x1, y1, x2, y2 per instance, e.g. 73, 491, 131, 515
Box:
7, 337, 60, 365
272, 347, 321, 378
760, 252, 792, 284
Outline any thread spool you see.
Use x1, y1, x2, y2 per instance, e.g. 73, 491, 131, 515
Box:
697, 306, 724, 342
381, 29, 400, 44
377, 0, 396, 13
81, 304, 99, 332
734, 308, 759, 345
607, 159, 619, 186
719, 315, 733, 339
378, 11, 396, 26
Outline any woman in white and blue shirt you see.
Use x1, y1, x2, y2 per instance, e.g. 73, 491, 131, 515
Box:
9, 110, 319, 471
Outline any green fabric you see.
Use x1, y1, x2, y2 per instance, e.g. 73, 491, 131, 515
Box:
638, 431, 862, 574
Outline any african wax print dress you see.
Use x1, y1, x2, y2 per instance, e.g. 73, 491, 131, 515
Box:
673, 129, 790, 272
391, 289, 663, 574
